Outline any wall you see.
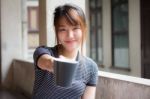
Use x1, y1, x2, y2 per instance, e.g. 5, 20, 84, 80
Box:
1, 0, 22, 86
96, 71, 150, 99
129, 0, 141, 77
102, 0, 112, 68
12, 59, 34, 98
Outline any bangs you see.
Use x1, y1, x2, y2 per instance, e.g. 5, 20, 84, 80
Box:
63, 9, 81, 26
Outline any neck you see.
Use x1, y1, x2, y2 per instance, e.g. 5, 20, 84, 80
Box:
61, 48, 78, 60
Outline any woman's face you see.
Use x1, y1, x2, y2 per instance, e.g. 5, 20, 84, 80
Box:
57, 17, 83, 52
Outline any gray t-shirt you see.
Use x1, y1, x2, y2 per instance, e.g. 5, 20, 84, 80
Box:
32, 45, 98, 99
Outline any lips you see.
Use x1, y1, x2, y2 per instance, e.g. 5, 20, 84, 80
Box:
65, 40, 76, 44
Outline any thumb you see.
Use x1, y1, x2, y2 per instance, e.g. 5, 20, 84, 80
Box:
59, 55, 66, 59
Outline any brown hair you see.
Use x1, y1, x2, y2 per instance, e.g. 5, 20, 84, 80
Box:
53, 4, 87, 53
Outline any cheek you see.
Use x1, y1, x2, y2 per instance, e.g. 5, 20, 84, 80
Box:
76, 31, 83, 40
58, 33, 65, 42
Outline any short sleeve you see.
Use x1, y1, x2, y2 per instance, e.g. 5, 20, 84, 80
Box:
87, 61, 99, 86
33, 46, 51, 66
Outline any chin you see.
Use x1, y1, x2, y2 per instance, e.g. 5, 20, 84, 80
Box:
65, 46, 79, 52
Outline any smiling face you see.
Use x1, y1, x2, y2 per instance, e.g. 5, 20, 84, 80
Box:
54, 4, 87, 53
57, 17, 82, 52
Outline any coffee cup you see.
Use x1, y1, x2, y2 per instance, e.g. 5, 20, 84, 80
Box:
53, 57, 78, 87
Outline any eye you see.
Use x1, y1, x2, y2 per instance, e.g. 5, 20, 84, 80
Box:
73, 26, 80, 30
58, 28, 67, 32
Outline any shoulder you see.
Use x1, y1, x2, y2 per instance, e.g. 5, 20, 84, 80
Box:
82, 56, 97, 67
35, 45, 55, 51
34, 45, 59, 56
33, 45, 59, 64
80, 56, 99, 85
82, 56, 99, 73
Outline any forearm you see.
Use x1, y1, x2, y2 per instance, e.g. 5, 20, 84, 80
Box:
37, 54, 54, 72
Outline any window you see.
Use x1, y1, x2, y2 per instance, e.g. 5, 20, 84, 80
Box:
28, 7, 39, 33
27, 6, 39, 49
111, 0, 129, 69
26, 0, 39, 59
89, 0, 103, 65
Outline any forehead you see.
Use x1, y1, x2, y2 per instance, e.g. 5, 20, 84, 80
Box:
57, 9, 81, 26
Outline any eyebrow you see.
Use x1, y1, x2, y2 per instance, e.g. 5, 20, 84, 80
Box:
58, 24, 66, 27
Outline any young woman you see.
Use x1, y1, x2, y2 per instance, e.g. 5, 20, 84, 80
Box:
32, 4, 99, 99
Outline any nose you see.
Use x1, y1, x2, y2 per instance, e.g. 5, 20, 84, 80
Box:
67, 30, 74, 38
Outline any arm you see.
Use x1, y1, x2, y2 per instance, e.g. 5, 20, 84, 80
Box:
81, 59, 99, 99
37, 54, 54, 72
33, 46, 54, 72
81, 86, 96, 99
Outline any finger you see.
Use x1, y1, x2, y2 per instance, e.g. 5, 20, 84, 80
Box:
59, 55, 66, 59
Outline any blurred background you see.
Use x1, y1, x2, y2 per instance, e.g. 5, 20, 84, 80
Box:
0, 0, 150, 99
